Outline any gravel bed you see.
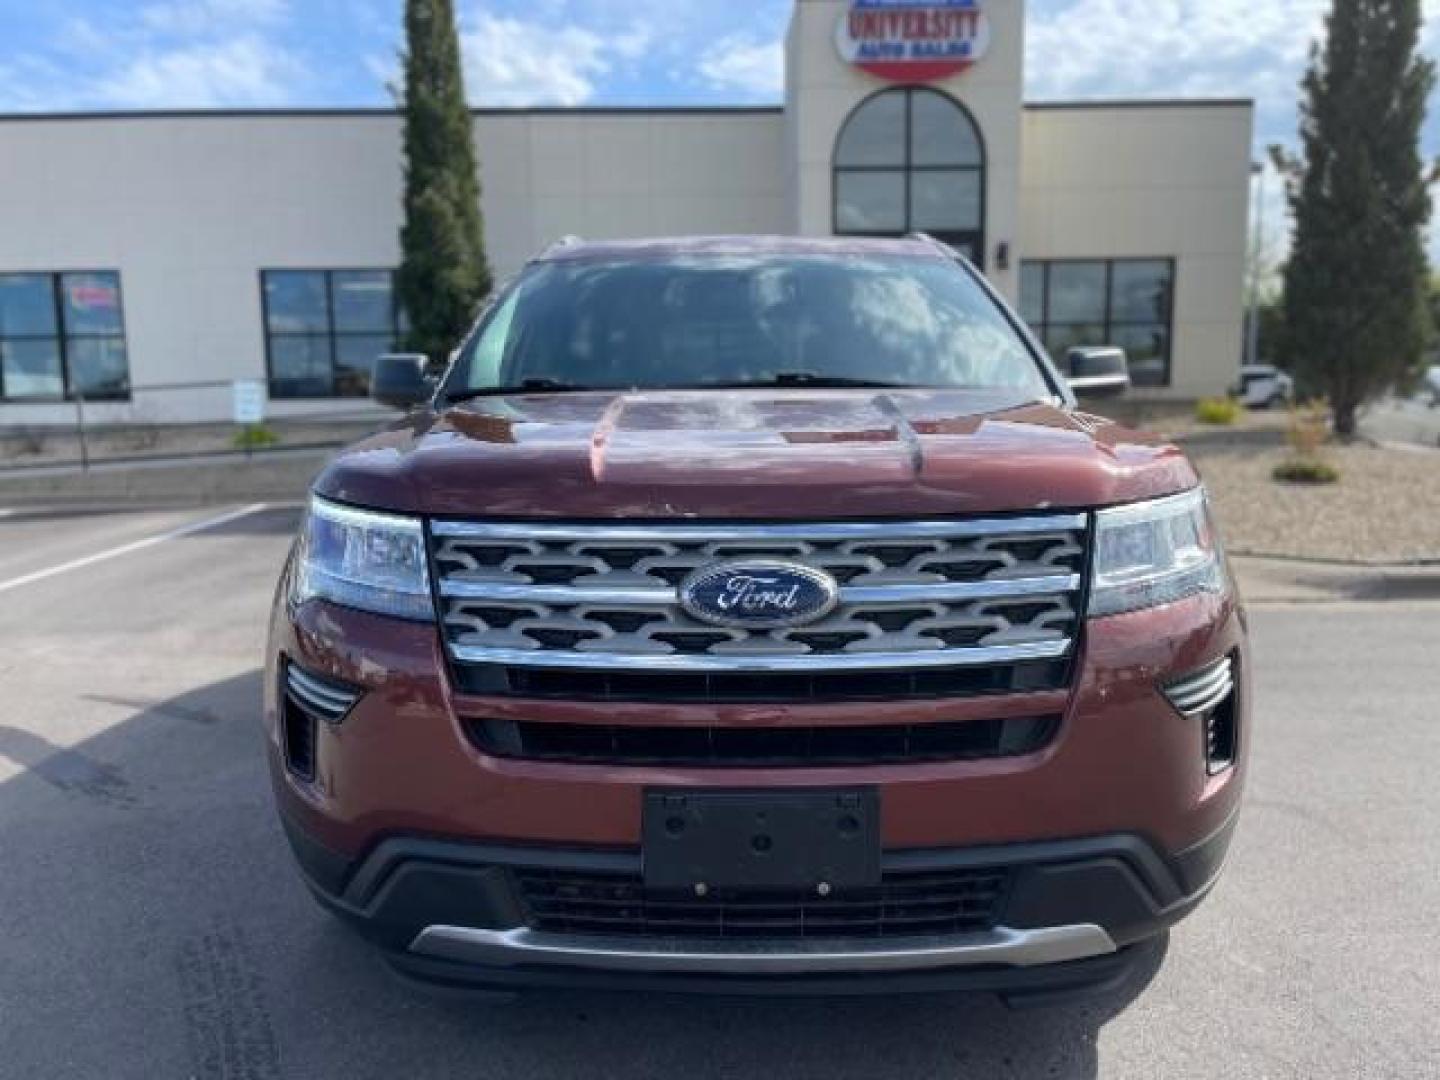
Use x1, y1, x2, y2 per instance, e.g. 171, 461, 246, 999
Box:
1188, 442, 1440, 564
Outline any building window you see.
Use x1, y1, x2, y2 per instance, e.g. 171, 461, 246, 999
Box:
0, 272, 128, 401
1020, 259, 1175, 388
833, 87, 986, 265
262, 269, 403, 398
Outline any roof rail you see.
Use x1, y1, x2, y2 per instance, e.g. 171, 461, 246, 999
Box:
536, 235, 586, 260
905, 231, 977, 265
904, 231, 949, 253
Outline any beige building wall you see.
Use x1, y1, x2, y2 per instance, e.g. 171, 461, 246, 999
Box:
785, 0, 1026, 300
1020, 103, 1254, 398
0, 110, 785, 424
0, 0, 1251, 424
477, 111, 785, 279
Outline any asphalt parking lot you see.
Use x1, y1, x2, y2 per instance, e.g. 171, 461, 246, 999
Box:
1365, 398, 1440, 449
0, 504, 1436, 1080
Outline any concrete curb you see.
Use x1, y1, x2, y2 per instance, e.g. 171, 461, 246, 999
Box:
1231, 556, 1440, 605
0, 452, 328, 507
0, 442, 344, 478
1229, 549, 1440, 570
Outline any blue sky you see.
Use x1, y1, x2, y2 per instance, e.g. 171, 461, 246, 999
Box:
1, 0, 1437, 260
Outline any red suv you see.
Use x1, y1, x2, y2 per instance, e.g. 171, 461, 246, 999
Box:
266, 236, 1247, 1001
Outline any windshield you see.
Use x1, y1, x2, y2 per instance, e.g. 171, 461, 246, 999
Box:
447, 253, 1051, 397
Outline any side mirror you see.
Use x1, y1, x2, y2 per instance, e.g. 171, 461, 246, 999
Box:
372, 353, 435, 410
1065, 346, 1131, 399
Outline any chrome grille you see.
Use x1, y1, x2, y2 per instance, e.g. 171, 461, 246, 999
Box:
431, 517, 1087, 680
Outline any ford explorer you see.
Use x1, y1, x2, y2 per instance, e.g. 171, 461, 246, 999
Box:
265, 234, 1248, 1002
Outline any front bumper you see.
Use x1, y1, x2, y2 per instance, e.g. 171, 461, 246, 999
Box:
406, 924, 1115, 976
266, 580, 1248, 991
268, 590, 1247, 855
278, 807, 1235, 994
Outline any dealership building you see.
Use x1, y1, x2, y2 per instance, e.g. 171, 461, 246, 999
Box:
0, 0, 1253, 424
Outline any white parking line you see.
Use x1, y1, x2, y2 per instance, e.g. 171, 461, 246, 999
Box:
0, 503, 271, 595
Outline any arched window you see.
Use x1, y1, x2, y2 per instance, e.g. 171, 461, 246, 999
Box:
833, 87, 986, 265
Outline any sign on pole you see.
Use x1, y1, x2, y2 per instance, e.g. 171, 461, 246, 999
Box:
232, 379, 267, 425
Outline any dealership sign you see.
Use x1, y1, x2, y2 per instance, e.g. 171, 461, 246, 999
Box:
836, 0, 990, 83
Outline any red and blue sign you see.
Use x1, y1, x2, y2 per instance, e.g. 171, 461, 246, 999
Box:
836, 0, 991, 83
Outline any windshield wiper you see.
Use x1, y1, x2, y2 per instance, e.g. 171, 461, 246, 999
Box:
698, 373, 923, 390
447, 373, 926, 402
447, 377, 593, 403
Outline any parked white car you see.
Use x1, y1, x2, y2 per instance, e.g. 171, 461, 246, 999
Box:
1234, 364, 1295, 409
1422, 366, 1440, 408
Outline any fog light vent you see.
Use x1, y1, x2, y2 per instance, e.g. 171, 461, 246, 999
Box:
1163, 657, 1234, 718
281, 698, 316, 781
1163, 656, 1238, 775
284, 662, 361, 725
1205, 697, 1238, 775
280, 661, 361, 783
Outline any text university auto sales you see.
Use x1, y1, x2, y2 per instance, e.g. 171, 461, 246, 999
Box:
836, 0, 992, 83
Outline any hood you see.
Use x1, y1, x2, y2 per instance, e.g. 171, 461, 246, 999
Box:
315, 389, 1198, 519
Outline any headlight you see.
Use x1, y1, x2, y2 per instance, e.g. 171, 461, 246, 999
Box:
292, 497, 434, 621
1089, 488, 1226, 617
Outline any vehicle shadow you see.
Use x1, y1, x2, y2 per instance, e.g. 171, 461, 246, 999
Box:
0, 669, 1164, 1080
389, 937, 1166, 1079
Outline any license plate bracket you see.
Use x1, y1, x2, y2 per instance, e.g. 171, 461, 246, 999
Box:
642, 789, 880, 891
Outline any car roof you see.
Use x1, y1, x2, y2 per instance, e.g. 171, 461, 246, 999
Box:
533, 234, 948, 264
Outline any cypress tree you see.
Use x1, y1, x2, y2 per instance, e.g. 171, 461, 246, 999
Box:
1279, 0, 1435, 437
397, 0, 492, 366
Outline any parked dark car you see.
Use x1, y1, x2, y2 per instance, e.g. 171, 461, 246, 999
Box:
266, 235, 1248, 1002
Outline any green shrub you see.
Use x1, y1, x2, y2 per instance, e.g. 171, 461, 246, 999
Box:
232, 424, 280, 451
1272, 459, 1340, 485
1195, 397, 1242, 425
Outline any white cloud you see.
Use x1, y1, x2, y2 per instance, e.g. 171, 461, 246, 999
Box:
378, 9, 654, 107
460, 14, 614, 107
1026, 0, 1323, 111
138, 0, 288, 37
1027, 0, 1440, 143
0, 1, 306, 112
697, 35, 784, 98
1026, 0, 1440, 262
95, 35, 304, 109
611, 27, 654, 62
363, 51, 403, 101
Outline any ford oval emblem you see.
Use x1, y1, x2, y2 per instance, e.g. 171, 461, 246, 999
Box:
679, 561, 840, 630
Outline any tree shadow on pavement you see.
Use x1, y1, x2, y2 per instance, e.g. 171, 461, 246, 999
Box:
0, 670, 1164, 1080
